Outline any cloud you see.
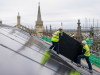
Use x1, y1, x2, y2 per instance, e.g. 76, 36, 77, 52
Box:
0, 0, 100, 29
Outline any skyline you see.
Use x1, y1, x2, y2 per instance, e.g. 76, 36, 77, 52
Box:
0, 0, 100, 29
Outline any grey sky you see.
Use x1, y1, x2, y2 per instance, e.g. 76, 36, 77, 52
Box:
0, 0, 100, 29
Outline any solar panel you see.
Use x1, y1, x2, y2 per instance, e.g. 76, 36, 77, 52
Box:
0, 24, 81, 75
54, 32, 83, 63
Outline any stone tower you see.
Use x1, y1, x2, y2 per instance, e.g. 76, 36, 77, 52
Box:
17, 12, 21, 28
49, 25, 52, 38
46, 25, 48, 37
35, 2, 43, 37
0, 20, 2, 24
76, 19, 82, 43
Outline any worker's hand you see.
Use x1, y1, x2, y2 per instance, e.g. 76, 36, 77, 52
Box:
61, 32, 63, 36
61, 29, 63, 32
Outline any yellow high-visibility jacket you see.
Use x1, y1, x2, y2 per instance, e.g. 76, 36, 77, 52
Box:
52, 30, 61, 42
82, 44, 90, 57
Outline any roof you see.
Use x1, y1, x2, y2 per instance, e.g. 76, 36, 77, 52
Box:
0, 24, 99, 75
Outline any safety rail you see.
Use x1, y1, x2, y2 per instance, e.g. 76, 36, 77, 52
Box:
42, 36, 52, 43
86, 40, 92, 45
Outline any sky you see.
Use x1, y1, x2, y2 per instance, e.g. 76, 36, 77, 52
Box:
0, 0, 100, 29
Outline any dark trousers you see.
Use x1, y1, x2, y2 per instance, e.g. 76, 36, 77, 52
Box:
49, 41, 59, 54
77, 55, 92, 70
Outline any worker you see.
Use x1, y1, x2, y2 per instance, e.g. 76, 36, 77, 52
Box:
77, 40, 93, 73
84, 35, 89, 40
49, 26, 63, 54
72, 35, 74, 38
86, 36, 89, 40
69, 34, 72, 37
74, 35, 76, 40
84, 35, 86, 40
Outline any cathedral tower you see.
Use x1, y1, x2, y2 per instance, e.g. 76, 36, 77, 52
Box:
35, 2, 43, 37
17, 12, 21, 28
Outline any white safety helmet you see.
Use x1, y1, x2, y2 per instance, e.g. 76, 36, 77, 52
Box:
82, 40, 86, 44
59, 26, 63, 30
85, 34, 87, 36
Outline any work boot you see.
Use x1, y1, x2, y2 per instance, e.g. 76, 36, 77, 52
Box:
89, 70, 93, 73
58, 54, 61, 56
77, 64, 81, 67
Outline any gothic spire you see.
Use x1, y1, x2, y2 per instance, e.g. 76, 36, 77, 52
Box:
18, 12, 19, 16
37, 2, 42, 22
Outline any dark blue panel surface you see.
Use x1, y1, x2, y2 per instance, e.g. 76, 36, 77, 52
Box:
54, 32, 83, 63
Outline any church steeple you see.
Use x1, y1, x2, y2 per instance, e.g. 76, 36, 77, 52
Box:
37, 2, 42, 22
17, 12, 20, 25
35, 2, 43, 37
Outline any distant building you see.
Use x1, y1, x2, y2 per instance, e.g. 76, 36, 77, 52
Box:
76, 19, 82, 43
14, 2, 43, 37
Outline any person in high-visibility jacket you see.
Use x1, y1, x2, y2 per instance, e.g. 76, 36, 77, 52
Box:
84, 36, 86, 40
86, 37, 89, 40
84, 35, 89, 40
69, 34, 72, 37
77, 40, 93, 73
49, 26, 63, 54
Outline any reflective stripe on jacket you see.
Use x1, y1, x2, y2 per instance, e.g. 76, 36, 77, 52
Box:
52, 30, 61, 42
82, 44, 90, 57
